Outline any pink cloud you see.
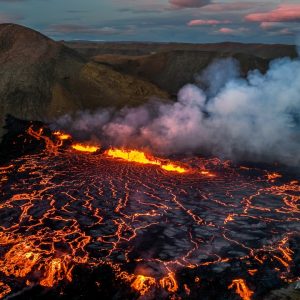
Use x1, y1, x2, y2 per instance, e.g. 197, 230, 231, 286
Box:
218, 27, 249, 35
169, 0, 210, 8
218, 27, 236, 34
260, 22, 281, 30
245, 4, 300, 22
187, 19, 231, 26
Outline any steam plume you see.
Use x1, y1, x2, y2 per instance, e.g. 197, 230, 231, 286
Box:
55, 56, 300, 165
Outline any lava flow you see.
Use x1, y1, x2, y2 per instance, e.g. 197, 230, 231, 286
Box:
106, 148, 187, 173
71, 143, 100, 153
0, 124, 299, 300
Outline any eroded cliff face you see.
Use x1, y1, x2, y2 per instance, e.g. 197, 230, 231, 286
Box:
0, 24, 167, 137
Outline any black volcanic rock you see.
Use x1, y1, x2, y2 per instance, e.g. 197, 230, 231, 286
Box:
0, 24, 167, 137
0, 115, 52, 163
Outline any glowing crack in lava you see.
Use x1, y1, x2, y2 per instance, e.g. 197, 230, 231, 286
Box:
228, 279, 254, 300
0, 126, 299, 299
106, 148, 187, 173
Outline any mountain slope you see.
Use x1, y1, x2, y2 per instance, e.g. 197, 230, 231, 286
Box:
93, 50, 269, 95
0, 24, 167, 136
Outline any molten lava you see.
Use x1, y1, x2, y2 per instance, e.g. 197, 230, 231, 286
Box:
106, 149, 160, 165
0, 282, 11, 299
71, 143, 100, 153
161, 163, 186, 174
53, 131, 72, 140
159, 272, 178, 293
0, 125, 299, 299
130, 275, 156, 295
106, 148, 187, 173
228, 279, 254, 300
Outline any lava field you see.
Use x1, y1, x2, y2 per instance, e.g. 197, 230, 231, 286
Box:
0, 119, 299, 300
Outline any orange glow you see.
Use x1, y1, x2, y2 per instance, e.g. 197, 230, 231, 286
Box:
0, 243, 41, 278
71, 143, 100, 153
267, 172, 282, 181
53, 131, 72, 140
27, 127, 63, 155
0, 281, 11, 299
159, 272, 178, 293
228, 279, 254, 300
40, 257, 72, 287
200, 170, 215, 177
248, 269, 258, 276
106, 149, 160, 166
161, 163, 187, 173
130, 275, 156, 295
184, 284, 191, 295
106, 148, 187, 173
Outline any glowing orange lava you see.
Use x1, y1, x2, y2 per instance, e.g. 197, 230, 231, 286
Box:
71, 143, 100, 153
40, 257, 73, 287
228, 279, 254, 300
0, 281, 11, 299
159, 272, 178, 293
53, 131, 72, 140
267, 172, 282, 182
130, 275, 156, 295
0, 242, 41, 278
106, 148, 187, 173
161, 163, 187, 173
200, 170, 216, 177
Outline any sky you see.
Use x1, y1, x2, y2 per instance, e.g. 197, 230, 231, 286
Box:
0, 0, 300, 43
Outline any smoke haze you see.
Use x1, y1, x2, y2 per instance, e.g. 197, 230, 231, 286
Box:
55, 56, 300, 166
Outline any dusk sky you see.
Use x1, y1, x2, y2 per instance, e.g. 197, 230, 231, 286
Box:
0, 0, 300, 43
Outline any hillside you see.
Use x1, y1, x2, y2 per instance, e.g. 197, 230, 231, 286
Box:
64, 41, 297, 60
92, 50, 269, 95
0, 24, 167, 137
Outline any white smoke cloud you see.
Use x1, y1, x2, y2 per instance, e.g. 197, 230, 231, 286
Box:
55, 56, 300, 165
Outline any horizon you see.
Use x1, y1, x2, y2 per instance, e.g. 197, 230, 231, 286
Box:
0, 22, 298, 47
0, 0, 300, 44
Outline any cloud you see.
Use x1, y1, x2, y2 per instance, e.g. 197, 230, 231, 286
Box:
217, 27, 249, 35
260, 22, 282, 30
246, 4, 300, 23
47, 24, 120, 35
169, 0, 210, 9
187, 19, 231, 26
218, 27, 235, 34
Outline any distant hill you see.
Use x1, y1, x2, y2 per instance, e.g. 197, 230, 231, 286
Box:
92, 51, 269, 95
0, 24, 167, 137
65, 41, 297, 95
64, 41, 297, 60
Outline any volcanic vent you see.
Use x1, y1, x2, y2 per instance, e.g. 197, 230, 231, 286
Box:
0, 117, 299, 299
